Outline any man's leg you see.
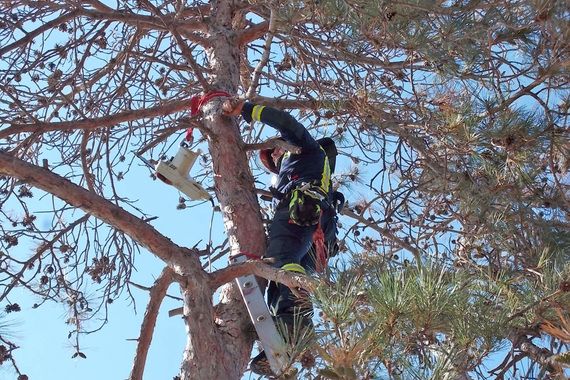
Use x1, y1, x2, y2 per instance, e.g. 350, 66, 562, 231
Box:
264, 206, 315, 322
250, 206, 315, 376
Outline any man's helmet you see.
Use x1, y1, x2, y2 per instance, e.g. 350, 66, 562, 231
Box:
259, 148, 279, 174
259, 138, 286, 174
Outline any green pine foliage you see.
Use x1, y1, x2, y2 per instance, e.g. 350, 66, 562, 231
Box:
307, 254, 570, 377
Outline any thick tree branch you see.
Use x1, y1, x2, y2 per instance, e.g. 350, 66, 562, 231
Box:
0, 151, 198, 268
238, 21, 269, 45
518, 338, 565, 375
168, 260, 317, 317
78, 8, 208, 33
0, 99, 190, 139
209, 260, 317, 293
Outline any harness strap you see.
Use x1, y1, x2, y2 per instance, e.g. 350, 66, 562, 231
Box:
313, 215, 327, 273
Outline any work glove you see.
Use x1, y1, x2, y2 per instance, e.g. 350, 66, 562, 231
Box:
221, 97, 244, 116
288, 186, 323, 226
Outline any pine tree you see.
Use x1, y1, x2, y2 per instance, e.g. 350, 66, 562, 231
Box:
0, 0, 567, 378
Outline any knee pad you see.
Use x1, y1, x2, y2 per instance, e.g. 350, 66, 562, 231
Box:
281, 263, 306, 275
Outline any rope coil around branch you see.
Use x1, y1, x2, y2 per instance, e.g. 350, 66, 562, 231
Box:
186, 91, 231, 141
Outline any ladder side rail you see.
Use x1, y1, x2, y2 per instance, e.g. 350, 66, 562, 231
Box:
231, 255, 289, 375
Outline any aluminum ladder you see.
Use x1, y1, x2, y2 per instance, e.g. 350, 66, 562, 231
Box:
230, 254, 289, 375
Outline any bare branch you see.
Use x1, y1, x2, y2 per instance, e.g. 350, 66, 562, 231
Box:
0, 10, 80, 56
0, 213, 91, 302
341, 207, 422, 261
171, 31, 211, 90
130, 266, 175, 380
0, 151, 197, 267
0, 99, 190, 139
245, 9, 276, 99
208, 259, 317, 293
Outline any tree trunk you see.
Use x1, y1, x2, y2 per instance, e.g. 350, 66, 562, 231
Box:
179, 0, 266, 378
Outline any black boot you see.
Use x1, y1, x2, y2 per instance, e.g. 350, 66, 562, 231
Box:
275, 308, 314, 345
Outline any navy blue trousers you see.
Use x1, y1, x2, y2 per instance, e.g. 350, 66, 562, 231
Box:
265, 204, 336, 320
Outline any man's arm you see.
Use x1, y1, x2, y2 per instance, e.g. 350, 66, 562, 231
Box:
223, 99, 319, 150
241, 102, 319, 150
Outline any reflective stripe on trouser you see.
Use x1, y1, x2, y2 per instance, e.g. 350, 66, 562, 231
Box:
252, 105, 265, 121
281, 263, 306, 274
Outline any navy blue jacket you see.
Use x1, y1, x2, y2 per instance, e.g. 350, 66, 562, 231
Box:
241, 102, 331, 199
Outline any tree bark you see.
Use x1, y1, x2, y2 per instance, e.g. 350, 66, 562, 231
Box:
179, 0, 269, 378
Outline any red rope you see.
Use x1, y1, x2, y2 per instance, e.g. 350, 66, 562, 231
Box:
185, 127, 195, 142
186, 91, 231, 141
313, 224, 327, 273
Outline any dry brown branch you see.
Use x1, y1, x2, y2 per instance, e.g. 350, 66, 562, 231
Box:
209, 259, 317, 292
170, 31, 211, 89
130, 266, 175, 380
0, 213, 91, 302
238, 21, 269, 45
245, 9, 276, 99
0, 10, 80, 56
0, 99, 190, 139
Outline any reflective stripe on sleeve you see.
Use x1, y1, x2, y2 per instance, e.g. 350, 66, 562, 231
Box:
252, 105, 265, 121
319, 147, 331, 193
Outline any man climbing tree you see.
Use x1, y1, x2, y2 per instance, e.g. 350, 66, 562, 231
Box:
223, 98, 339, 376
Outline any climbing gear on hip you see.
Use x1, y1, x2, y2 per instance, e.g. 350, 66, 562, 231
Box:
288, 183, 326, 226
